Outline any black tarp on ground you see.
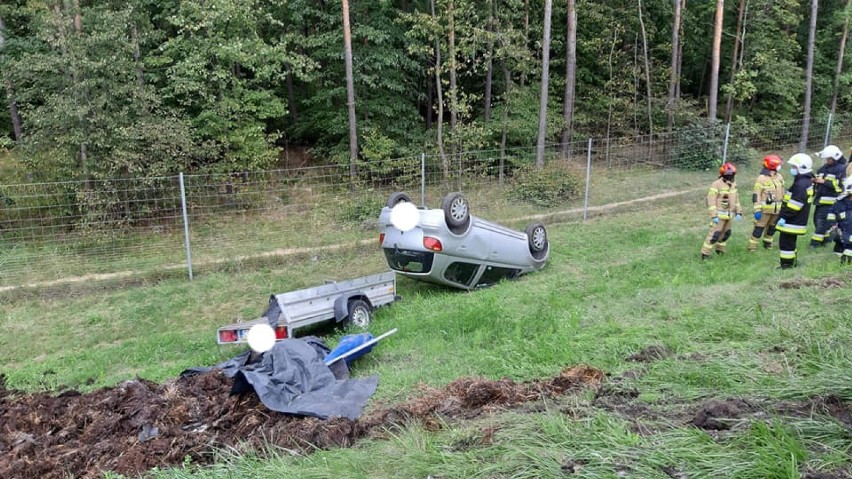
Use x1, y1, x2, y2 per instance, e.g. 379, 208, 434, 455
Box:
183, 337, 378, 420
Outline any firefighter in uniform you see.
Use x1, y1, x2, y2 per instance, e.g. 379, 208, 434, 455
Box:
826, 177, 852, 264
701, 162, 742, 259
847, 148, 852, 179
776, 154, 815, 269
809, 145, 847, 247
748, 155, 785, 251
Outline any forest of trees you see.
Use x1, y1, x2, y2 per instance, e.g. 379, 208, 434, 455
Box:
0, 0, 850, 183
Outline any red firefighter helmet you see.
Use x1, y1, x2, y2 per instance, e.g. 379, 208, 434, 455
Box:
719, 162, 736, 176
763, 155, 783, 171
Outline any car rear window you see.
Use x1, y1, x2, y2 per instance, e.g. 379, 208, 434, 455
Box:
383, 249, 434, 273
476, 266, 520, 287
444, 262, 481, 286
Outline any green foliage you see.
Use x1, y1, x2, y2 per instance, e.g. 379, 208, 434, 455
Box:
508, 163, 581, 206
672, 124, 726, 171
0, 0, 849, 190
336, 193, 385, 224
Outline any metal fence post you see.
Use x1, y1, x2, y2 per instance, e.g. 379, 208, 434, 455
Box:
824, 112, 833, 147
583, 138, 592, 222
421, 153, 426, 207
722, 122, 731, 163
179, 172, 194, 281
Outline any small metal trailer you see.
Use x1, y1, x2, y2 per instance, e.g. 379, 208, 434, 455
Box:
217, 271, 397, 345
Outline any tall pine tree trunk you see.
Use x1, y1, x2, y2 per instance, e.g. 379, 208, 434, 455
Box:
800, 0, 818, 152
342, 0, 359, 184
829, 0, 850, 123
708, 0, 724, 121
286, 67, 299, 121
724, 0, 747, 123
0, 16, 23, 143
61, 0, 89, 182
535, 0, 553, 168
448, 0, 458, 158
638, 0, 653, 137
666, 0, 683, 130
431, 0, 448, 179
484, 0, 494, 122
560, 0, 577, 158
130, 23, 144, 88
522, 0, 529, 87
499, 60, 511, 185
676, 0, 685, 100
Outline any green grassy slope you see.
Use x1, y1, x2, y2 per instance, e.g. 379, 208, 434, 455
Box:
3, 188, 850, 478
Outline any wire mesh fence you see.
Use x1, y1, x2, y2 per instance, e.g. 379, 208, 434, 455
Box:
2, 114, 851, 289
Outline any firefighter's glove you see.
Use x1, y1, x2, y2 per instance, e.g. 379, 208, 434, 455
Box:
754, 211, 762, 221
735, 213, 743, 221
777, 218, 786, 228
712, 217, 720, 224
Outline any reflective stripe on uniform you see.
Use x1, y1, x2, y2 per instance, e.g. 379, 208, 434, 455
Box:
777, 224, 807, 234
844, 249, 852, 257
827, 213, 837, 221
819, 196, 837, 205
787, 199, 804, 211
840, 212, 848, 220
780, 249, 797, 259
811, 234, 825, 242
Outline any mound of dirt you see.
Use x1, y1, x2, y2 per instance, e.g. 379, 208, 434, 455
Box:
0, 365, 604, 479
690, 398, 753, 430
626, 345, 671, 362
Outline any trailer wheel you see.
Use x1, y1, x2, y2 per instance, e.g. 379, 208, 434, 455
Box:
346, 299, 372, 329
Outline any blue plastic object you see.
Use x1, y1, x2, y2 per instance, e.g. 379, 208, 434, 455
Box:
326, 333, 376, 366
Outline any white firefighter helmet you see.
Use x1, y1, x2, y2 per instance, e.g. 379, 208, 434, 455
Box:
817, 145, 843, 161
788, 153, 814, 174
844, 176, 852, 196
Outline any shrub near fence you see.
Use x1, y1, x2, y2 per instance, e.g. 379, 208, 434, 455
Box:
2, 114, 852, 290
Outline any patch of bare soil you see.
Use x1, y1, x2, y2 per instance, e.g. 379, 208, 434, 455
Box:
775, 395, 852, 430
779, 273, 850, 290
0, 366, 605, 479
802, 470, 852, 479
690, 398, 754, 430
626, 345, 671, 363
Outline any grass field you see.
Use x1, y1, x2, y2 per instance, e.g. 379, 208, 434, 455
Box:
2, 183, 851, 478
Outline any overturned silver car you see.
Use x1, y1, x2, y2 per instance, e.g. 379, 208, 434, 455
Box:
378, 192, 549, 290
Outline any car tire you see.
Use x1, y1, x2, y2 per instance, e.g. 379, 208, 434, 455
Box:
387, 192, 412, 208
442, 192, 470, 234
345, 299, 372, 329
525, 222, 548, 260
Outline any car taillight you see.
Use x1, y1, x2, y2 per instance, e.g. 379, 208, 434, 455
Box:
275, 326, 288, 340
379, 233, 385, 245
219, 330, 237, 343
423, 236, 442, 252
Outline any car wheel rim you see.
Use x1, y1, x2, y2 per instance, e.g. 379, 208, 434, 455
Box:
352, 308, 369, 327
532, 227, 546, 250
450, 198, 468, 221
